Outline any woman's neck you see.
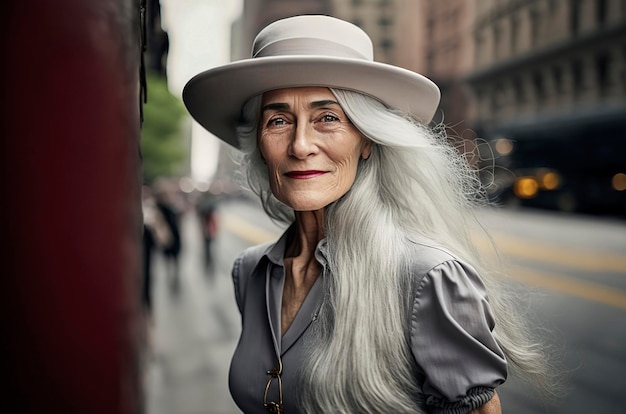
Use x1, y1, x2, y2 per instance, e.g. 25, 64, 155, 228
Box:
281, 209, 324, 335
286, 209, 325, 260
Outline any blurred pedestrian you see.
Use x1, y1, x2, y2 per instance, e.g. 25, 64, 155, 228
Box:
196, 189, 218, 270
141, 186, 172, 311
183, 15, 557, 414
153, 180, 182, 291
141, 223, 155, 313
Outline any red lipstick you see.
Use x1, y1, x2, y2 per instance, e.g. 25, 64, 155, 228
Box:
285, 170, 325, 179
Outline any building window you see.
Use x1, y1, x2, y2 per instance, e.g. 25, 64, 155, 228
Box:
530, 9, 540, 47
449, 7, 459, 25
380, 38, 394, 53
426, 50, 434, 74
596, 53, 610, 94
491, 83, 506, 114
476, 31, 485, 66
490, 90, 499, 114
552, 65, 564, 94
572, 60, 583, 91
510, 15, 519, 53
493, 23, 501, 58
514, 77, 526, 104
378, 16, 392, 28
596, 0, 607, 25
548, 0, 559, 15
427, 16, 435, 39
533, 72, 545, 102
570, 0, 581, 35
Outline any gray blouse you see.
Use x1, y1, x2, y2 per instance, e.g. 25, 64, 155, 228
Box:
228, 227, 507, 414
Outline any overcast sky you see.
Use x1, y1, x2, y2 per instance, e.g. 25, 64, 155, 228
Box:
160, 0, 243, 184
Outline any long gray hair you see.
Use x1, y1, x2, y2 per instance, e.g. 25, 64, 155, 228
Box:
234, 89, 555, 413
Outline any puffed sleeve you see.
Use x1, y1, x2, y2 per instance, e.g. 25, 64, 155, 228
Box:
410, 260, 507, 414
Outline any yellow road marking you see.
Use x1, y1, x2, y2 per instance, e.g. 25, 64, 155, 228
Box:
507, 265, 626, 311
220, 211, 280, 245
485, 231, 626, 273
219, 211, 626, 310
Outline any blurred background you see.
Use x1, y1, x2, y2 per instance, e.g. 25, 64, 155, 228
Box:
149, 0, 626, 218
4, 0, 625, 413
141, 1, 626, 413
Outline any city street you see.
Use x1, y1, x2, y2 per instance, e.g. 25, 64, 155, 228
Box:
144, 197, 626, 414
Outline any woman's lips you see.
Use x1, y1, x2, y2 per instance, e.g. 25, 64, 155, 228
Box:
285, 170, 326, 179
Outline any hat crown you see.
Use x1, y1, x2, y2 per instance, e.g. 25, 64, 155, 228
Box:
252, 15, 374, 61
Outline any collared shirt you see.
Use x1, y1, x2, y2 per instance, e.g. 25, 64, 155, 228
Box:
228, 226, 507, 413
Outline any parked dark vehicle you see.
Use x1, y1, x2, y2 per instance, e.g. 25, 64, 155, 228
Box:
484, 115, 626, 217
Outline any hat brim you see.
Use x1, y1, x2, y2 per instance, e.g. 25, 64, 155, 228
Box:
182, 56, 440, 148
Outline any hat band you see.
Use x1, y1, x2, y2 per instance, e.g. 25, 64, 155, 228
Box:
253, 38, 372, 61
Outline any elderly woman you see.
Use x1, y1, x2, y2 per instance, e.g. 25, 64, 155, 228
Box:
184, 15, 552, 414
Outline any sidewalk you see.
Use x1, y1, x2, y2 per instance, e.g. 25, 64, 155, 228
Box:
144, 209, 243, 414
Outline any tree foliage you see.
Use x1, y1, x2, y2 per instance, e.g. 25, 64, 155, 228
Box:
141, 71, 187, 184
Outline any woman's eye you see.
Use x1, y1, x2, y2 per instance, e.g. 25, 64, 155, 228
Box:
268, 117, 287, 127
320, 114, 339, 123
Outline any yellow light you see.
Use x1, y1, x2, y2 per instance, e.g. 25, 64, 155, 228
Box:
494, 138, 514, 156
540, 171, 560, 190
612, 173, 626, 191
514, 177, 539, 198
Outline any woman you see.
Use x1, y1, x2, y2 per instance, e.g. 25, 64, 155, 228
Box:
183, 15, 553, 414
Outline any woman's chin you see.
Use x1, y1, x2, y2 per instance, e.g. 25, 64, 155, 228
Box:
286, 199, 331, 213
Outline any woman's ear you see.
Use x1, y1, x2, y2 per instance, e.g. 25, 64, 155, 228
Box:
361, 139, 372, 160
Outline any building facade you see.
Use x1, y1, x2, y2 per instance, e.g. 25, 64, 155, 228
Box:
469, 0, 626, 129
466, 0, 626, 213
231, 0, 332, 60
231, 0, 472, 140
232, 0, 425, 67
422, 0, 476, 131
224, 0, 625, 214
331, 0, 426, 67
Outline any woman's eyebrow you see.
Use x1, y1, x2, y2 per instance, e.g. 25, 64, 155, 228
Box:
310, 100, 339, 109
261, 102, 290, 113
261, 100, 339, 113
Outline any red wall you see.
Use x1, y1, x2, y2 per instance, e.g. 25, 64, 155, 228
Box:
1, 1, 143, 412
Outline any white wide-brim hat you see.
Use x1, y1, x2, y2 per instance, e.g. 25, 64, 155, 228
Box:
183, 15, 440, 148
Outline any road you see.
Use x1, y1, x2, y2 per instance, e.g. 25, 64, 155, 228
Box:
474, 208, 626, 413
144, 197, 626, 414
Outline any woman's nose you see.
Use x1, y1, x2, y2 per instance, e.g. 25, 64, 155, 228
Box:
288, 121, 318, 159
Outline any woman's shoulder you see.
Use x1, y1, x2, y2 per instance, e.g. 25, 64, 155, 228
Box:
405, 233, 464, 275
234, 241, 275, 278
404, 233, 488, 314
231, 241, 276, 314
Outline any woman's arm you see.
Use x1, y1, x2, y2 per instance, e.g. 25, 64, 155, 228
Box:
470, 391, 501, 414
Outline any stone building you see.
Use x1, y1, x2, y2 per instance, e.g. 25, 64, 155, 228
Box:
468, 0, 626, 131
465, 0, 626, 213
232, 0, 425, 66
223, 0, 626, 214
330, 0, 426, 68
422, 0, 476, 131
230, 0, 472, 137
231, 0, 331, 60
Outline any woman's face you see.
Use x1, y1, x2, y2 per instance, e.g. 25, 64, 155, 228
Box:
258, 87, 371, 212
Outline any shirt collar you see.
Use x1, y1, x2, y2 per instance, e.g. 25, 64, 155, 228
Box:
264, 223, 294, 266
262, 223, 330, 269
